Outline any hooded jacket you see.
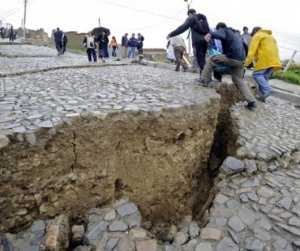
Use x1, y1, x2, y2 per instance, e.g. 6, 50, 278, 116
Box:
211, 28, 246, 61
168, 13, 210, 45
245, 30, 282, 71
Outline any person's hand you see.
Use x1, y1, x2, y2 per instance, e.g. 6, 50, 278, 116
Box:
204, 33, 211, 42
167, 35, 170, 40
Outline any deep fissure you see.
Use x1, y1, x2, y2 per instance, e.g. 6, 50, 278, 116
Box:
0, 83, 241, 250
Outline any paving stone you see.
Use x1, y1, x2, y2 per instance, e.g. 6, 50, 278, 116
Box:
238, 207, 256, 226
0, 135, 10, 149
116, 203, 138, 217
253, 227, 271, 241
227, 229, 239, 244
108, 220, 128, 232
228, 216, 245, 232
129, 228, 147, 239
200, 227, 223, 241
241, 178, 260, 188
257, 186, 275, 198
117, 235, 135, 251
105, 238, 119, 250
104, 209, 117, 221
276, 197, 293, 210
221, 157, 245, 174
216, 237, 239, 251
276, 223, 300, 237
30, 220, 46, 233
195, 242, 213, 251
244, 159, 258, 174
288, 217, 300, 227
226, 199, 240, 209
188, 222, 200, 239
214, 194, 229, 204
86, 221, 108, 243
135, 239, 157, 251
244, 237, 265, 251
182, 239, 197, 251
174, 231, 188, 245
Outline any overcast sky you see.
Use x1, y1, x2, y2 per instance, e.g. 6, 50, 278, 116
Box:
1, 0, 300, 59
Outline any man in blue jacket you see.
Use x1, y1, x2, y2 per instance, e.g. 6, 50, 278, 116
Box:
201, 22, 256, 111
128, 33, 138, 58
167, 9, 210, 74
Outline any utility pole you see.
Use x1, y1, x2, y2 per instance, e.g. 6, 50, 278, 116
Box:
98, 17, 101, 27
23, 0, 28, 40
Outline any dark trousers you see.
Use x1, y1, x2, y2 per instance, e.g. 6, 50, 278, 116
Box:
194, 42, 208, 71
99, 45, 109, 58
55, 42, 62, 54
87, 48, 97, 62
112, 46, 117, 57
9, 33, 14, 42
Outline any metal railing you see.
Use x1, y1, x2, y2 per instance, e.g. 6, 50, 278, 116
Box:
278, 45, 299, 72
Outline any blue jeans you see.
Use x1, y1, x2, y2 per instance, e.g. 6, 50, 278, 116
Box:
128, 47, 136, 58
253, 68, 273, 97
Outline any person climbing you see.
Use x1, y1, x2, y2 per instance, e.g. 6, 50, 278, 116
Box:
201, 22, 257, 111
245, 27, 282, 102
169, 35, 188, 72
83, 32, 97, 63
109, 36, 118, 57
167, 9, 210, 76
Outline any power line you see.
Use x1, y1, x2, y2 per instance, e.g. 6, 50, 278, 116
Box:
100, 0, 181, 22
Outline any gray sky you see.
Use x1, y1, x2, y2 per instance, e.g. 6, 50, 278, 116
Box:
1, 0, 300, 59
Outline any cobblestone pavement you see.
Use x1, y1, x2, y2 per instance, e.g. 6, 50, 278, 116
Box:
0, 44, 75, 57
1, 45, 300, 250
0, 65, 214, 137
232, 98, 300, 161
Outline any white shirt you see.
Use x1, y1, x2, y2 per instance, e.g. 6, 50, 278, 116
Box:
170, 36, 186, 49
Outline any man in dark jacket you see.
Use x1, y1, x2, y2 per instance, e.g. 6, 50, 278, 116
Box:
97, 31, 109, 60
201, 22, 256, 111
54, 28, 64, 55
121, 33, 129, 58
167, 9, 210, 73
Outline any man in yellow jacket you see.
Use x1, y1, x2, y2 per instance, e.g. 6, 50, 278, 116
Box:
245, 27, 282, 102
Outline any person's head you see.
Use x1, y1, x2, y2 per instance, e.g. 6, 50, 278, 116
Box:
125, 33, 128, 36
243, 26, 249, 33
112, 36, 116, 40
187, 8, 196, 17
251, 27, 261, 36
138, 33, 141, 37
56, 27, 60, 31
101, 31, 106, 36
216, 22, 227, 30
131, 33, 135, 38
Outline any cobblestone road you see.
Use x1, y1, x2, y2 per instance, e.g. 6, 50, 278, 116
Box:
1, 44, 300, 250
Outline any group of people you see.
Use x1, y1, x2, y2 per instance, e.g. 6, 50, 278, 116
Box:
53, 28, 68, 56
121, 33, 145, 58
167, 9, 282, 111
82, 32, 145, 63
0, 26, 16, 42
